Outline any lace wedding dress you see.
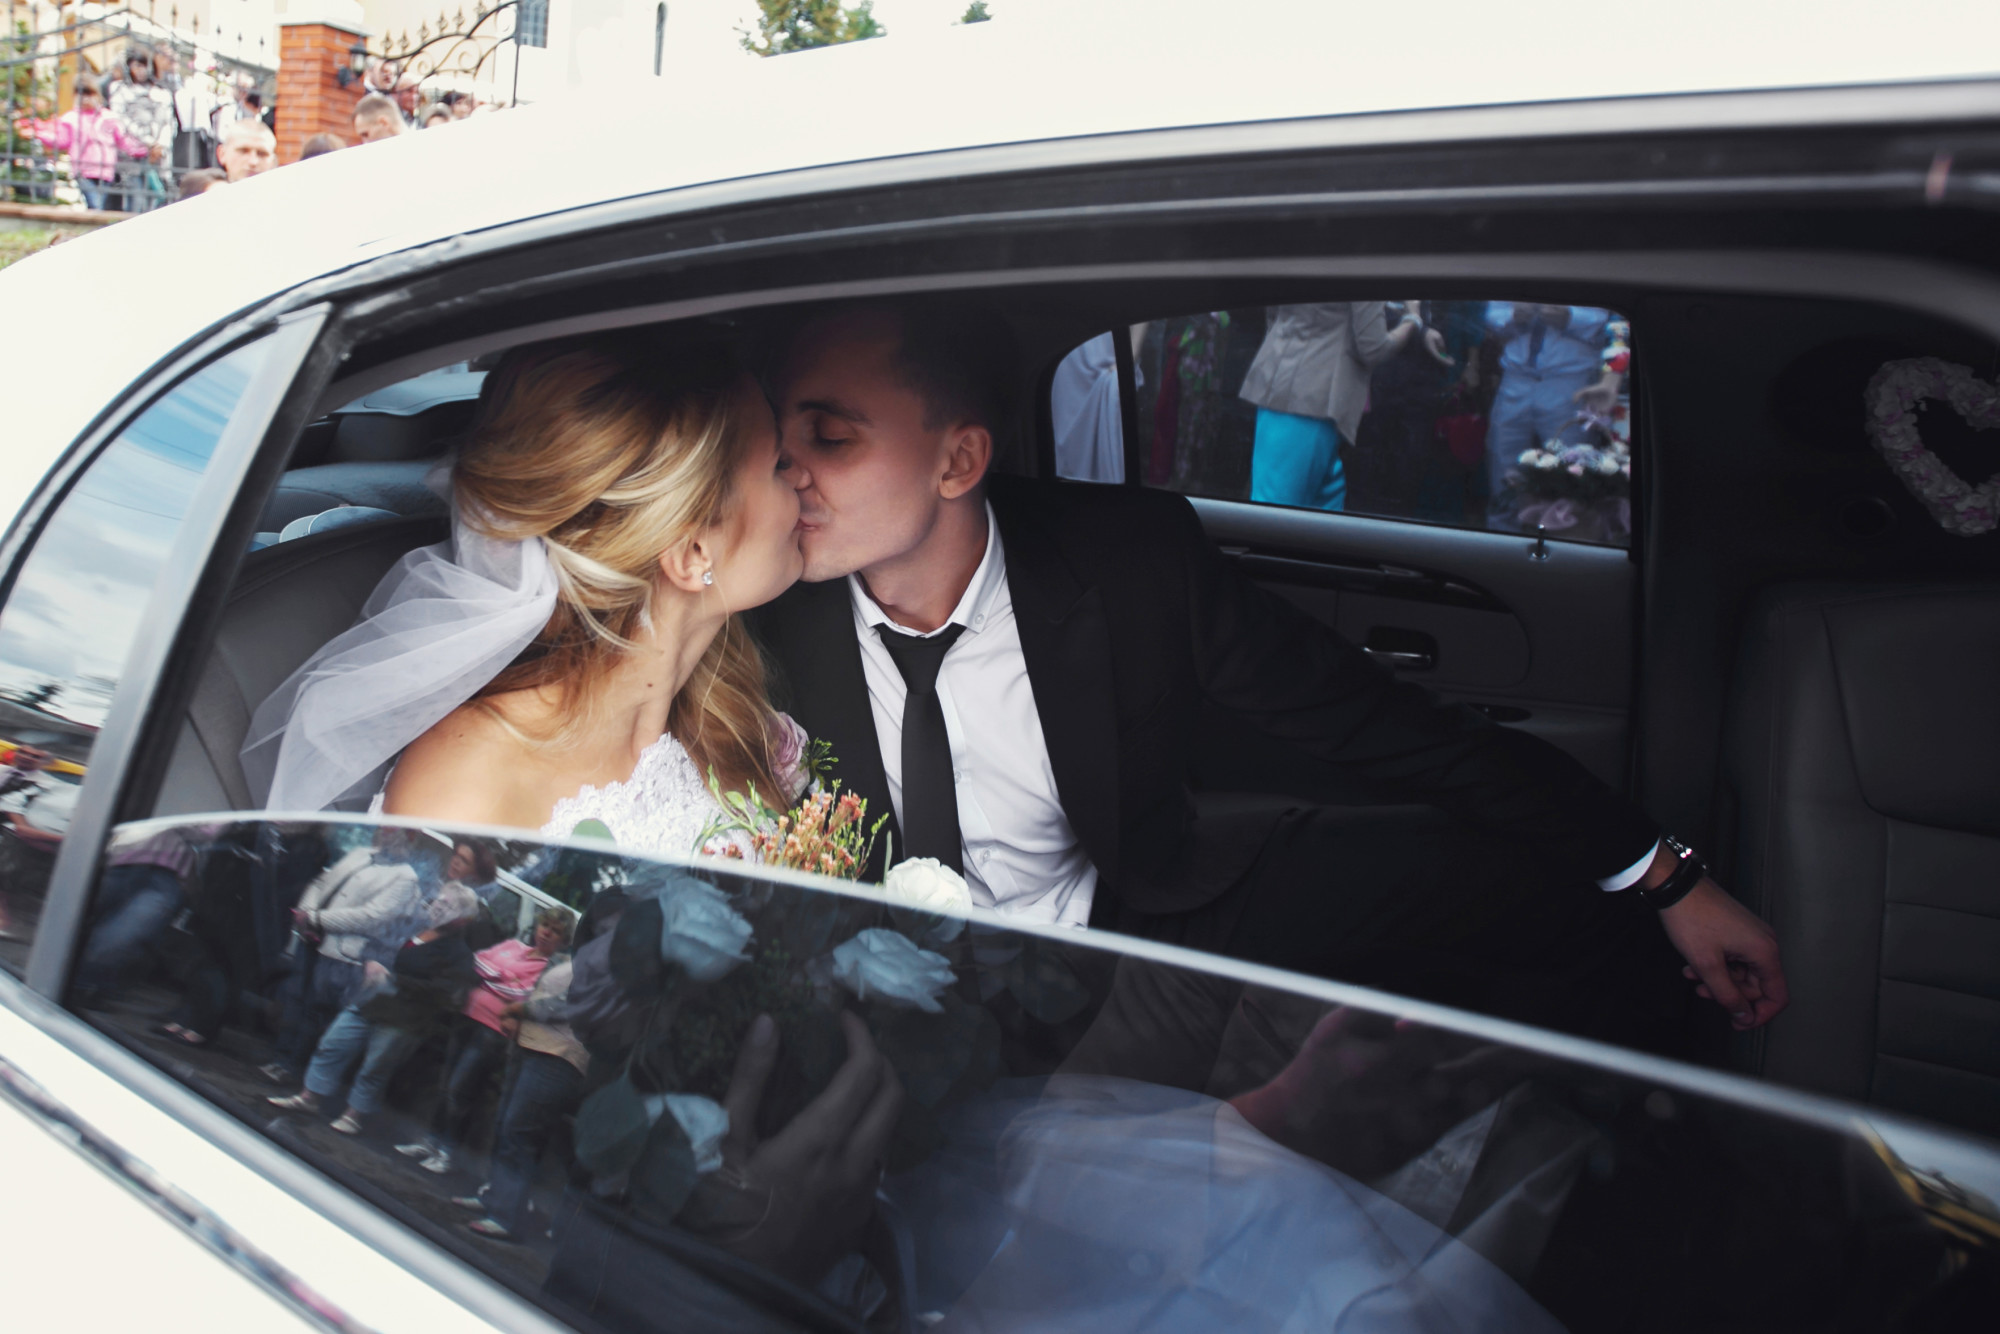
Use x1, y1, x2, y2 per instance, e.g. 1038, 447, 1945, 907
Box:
542, 733, 750, 860
372, 714, 806, 863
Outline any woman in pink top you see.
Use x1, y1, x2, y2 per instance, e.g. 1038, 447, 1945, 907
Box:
15, 75, 151, 212
399, 909, 570, 1174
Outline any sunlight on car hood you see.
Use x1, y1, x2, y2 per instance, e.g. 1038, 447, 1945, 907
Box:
4, 0, 1998, 532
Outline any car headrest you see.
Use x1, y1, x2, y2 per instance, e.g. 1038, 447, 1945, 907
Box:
259, 460, 446, 532
325, 367, 484, 464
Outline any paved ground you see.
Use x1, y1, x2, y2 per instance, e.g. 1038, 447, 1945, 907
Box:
86, 985, 569, 1289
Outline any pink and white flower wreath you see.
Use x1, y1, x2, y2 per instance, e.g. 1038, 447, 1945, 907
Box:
1864, 357, 2000, 538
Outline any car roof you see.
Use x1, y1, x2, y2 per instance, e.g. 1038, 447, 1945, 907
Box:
6, 0, 1999, 527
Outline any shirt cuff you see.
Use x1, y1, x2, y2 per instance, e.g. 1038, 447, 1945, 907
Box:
1597, 839, 1661, 892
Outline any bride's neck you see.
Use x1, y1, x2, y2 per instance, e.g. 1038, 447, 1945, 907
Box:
589, 586, 725, 764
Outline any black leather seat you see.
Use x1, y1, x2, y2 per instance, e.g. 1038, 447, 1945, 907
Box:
258, 460, 445, 534
157, 517, 448, 816
1721, 583, 2000, 1139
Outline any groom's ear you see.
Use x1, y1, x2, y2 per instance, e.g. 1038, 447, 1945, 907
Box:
938, 423, 991, 501
657, 539, 712, 594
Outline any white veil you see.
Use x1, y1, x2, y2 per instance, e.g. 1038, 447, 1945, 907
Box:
241, 497, 559, 813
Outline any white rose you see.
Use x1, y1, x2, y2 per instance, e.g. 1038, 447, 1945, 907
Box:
657, 880, 753, 982
882, 857, 973, 943
643, 1093, 729, 1173
828, 928, 956, 1013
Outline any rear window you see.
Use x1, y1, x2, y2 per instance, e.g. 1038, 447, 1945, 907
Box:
1055, 301, 1635, 547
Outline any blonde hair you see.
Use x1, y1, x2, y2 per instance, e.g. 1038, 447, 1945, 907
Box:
454, 335, 786, 800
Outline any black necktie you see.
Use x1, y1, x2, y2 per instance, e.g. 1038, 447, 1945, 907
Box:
876, 623, 967, 874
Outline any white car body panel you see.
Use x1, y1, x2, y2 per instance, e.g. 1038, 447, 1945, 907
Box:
0, 1095, 320, 1333
3, 0, 1999, 528
0, 993, 520, 1333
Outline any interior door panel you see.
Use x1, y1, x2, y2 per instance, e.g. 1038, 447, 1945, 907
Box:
1189, 498, 1636, 791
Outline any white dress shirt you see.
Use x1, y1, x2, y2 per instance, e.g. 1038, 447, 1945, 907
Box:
849, 504, 1100, 928
851, 506, 1656, 919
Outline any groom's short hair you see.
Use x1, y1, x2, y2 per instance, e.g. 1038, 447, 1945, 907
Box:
786, 298, 1020, 437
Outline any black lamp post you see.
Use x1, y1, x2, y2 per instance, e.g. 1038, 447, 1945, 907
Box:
337, 40, 368, 89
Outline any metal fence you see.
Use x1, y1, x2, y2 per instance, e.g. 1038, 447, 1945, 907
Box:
4, 0, 273, 214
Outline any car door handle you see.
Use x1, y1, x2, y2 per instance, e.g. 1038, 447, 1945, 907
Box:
1364, 646, 1436, 670
1363, 627, 1438, 671
1214, 545, 1502, 611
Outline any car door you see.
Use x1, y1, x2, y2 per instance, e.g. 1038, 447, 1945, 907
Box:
0, 313, 560, 1332
1047, 301, 1636, 798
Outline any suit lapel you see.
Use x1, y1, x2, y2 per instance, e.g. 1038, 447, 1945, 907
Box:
992, 488, 1122, 890
755, 581, 900, 877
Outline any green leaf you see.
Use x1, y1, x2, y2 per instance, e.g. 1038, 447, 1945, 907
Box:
629, 1111, 700, 1226
574, 1076, 651, 1178
571, 818, 614, 843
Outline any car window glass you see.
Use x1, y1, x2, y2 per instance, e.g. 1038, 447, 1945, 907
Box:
73, 815, 1997, 1333
0, 342, 270, 974
249, 363, 477, 553
1060, 302, 1634, 546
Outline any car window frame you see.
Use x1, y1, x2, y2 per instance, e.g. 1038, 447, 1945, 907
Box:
22, 308, 331, 1000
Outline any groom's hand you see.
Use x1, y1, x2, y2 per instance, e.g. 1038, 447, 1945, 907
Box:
1657, 879, 1789, 1030
1230, 1007, 1543, 1181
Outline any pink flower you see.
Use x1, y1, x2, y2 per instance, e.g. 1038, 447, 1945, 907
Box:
772, 714, 810, 799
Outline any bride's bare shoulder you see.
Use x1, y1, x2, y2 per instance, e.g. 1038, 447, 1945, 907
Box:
381, 693, 558, 828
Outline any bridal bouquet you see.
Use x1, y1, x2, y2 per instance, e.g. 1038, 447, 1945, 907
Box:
570, 855, 1094, 1228
697, 737, 889, 880
1503, 428, 1632, 543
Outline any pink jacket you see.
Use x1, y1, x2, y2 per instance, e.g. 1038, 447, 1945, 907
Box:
463, 939, 551, 1035
20, 108, 148, 182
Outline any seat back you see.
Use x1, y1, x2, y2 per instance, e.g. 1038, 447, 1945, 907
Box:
1722, 583, 2000, 1138
258, 460, 446, 533
157, 517, 449, 816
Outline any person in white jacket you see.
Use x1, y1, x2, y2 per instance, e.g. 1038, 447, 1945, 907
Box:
261, 829, 423, 1083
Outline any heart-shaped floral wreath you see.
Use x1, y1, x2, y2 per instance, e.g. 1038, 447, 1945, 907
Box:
1863, 357, 2000, 537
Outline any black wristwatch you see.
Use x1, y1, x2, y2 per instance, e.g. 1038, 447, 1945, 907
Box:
1637, 834, 1706, 911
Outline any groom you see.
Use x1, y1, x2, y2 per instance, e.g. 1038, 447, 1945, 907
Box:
749, 301, 1786, 1042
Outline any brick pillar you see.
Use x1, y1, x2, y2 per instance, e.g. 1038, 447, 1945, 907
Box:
276, 2, 372, 165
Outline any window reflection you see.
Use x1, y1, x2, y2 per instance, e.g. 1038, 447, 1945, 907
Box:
1118, 302, 1634, 546
74, 818, 2000, 1333
0, 346, 262, 971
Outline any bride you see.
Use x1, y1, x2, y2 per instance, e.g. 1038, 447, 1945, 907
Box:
243, 335, 812, 849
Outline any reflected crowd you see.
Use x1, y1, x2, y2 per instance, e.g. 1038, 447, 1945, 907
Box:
58, 818, 1973, 1334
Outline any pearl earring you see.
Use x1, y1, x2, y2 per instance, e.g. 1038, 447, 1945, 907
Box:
702, 569, 714, 586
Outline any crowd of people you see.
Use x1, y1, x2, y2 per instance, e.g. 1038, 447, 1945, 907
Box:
10, 44, 491, 212
1092, 300, 1636, 543
73, 820, 589, 1245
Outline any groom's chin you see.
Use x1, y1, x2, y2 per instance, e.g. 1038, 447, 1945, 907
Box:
795, 538, 856, 584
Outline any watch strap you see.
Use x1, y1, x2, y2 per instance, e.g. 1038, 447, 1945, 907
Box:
1638, 836, 1706, 911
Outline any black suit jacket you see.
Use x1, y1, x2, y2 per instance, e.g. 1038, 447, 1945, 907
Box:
748, 476, 1659, 919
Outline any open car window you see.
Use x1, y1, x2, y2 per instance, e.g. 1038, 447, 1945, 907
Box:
68, 815, 2000, 1334
1055, 302, 1635, 548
